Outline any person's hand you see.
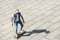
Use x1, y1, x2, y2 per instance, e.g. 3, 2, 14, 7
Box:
23, 21, 25, 24
12, 23, 13, 26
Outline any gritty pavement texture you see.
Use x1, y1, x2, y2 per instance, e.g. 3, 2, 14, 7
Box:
0, 0, 60, 40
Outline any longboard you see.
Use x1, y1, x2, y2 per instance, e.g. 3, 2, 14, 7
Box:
15, 31, 26, 39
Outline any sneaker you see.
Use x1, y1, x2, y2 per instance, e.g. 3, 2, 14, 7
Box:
15, 34, 18, 37
20, 30, 23, 33
20, 30, 25, 33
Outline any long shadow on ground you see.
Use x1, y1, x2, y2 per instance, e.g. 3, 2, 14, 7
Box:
23, 29, 50, 36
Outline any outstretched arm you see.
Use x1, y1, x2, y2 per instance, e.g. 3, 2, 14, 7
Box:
21, 15, 25, 23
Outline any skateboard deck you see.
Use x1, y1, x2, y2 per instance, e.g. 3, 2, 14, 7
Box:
16, 31, 26, 39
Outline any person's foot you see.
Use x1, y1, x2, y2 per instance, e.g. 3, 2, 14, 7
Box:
20, 30, 25, 33
14, 34, 18, 38
20, 30, 23, 33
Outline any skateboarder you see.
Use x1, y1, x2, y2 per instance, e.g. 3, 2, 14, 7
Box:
11, 9, 25, 37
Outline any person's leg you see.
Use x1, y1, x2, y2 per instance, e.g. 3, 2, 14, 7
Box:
14, 23, 18, 34
19, 21, 24, 31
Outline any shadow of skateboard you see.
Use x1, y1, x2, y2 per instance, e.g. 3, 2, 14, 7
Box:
16, 31, 26, 39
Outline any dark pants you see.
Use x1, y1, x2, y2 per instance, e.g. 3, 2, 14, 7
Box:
14, 21, 24, 34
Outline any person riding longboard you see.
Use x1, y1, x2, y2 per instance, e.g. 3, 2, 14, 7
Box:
11, 9, 25, 37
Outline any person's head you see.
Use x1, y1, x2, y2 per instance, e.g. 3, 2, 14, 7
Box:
16, 9, 19, 13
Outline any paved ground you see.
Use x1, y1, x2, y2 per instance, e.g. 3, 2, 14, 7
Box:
0, 0, 60, 40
